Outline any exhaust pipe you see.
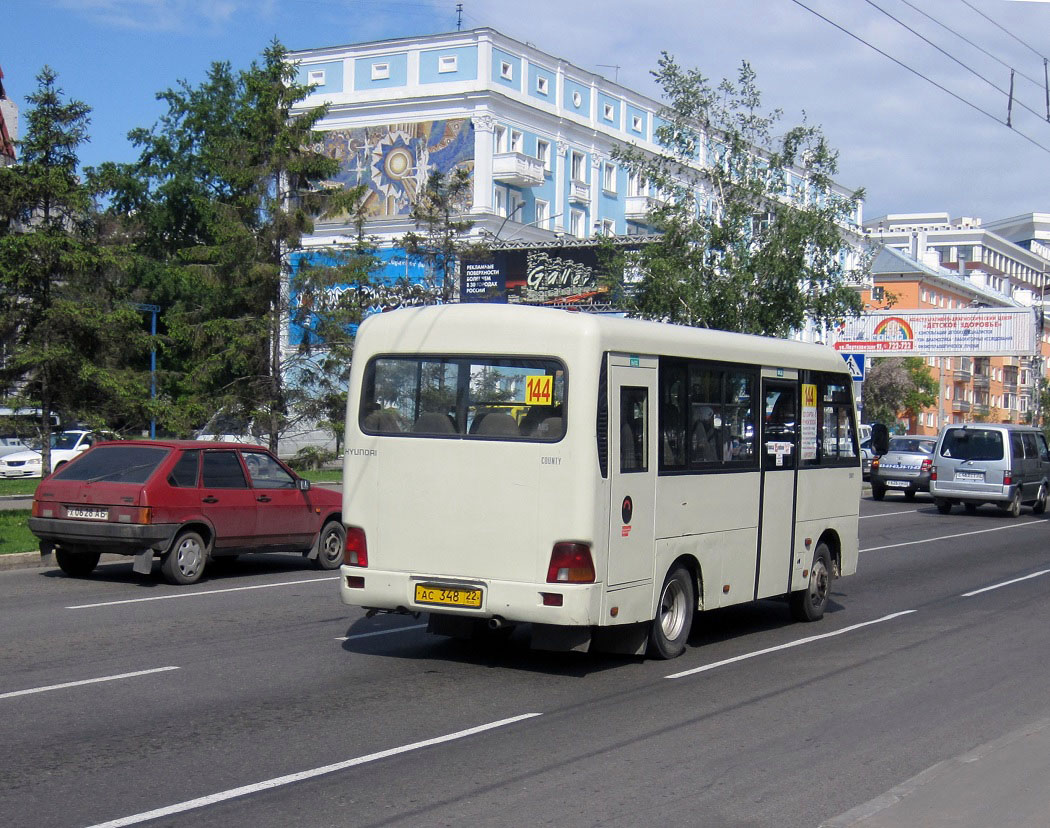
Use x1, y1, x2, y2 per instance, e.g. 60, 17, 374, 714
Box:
487, 616, 506, 630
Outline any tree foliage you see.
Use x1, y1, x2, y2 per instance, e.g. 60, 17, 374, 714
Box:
863, 357, 938, 430
99, 40, 364, 451
400, 167, 478, 303
0, 67, 149, 472
610, 55, 864, 337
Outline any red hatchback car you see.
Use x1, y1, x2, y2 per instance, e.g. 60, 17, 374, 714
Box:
29, 440, 344, 585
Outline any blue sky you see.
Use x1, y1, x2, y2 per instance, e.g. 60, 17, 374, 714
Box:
6, 1, 1050, 222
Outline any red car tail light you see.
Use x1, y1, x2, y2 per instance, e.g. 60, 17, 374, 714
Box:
871, 458, 879, 471
344, 527, 368, 567
546, 542, 595, 583
921, 458, 932, 472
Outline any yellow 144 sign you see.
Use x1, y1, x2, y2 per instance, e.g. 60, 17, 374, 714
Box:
525, 375, 553, 405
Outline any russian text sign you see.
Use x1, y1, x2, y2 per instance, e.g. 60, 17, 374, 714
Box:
833, 309, 1035, 357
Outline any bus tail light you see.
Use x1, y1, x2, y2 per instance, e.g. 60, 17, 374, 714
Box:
546, 542, 595, 583
344, 527, 368, 567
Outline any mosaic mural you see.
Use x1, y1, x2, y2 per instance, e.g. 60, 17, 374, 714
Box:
319, 119, 475, 219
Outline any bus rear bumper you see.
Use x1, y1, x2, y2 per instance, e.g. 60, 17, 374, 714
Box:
338, 567, 604, 627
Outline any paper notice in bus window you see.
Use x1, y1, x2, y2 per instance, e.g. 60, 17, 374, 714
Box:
801, 383, 817, 461
525, 375, 553, 406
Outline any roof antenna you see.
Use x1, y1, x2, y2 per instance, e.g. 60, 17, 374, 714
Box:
456, 3, 463, 31
596, 63, 621, 83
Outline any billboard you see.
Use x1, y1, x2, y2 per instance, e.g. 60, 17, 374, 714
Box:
460, 243, 628, 307
832, 309, 1036, 357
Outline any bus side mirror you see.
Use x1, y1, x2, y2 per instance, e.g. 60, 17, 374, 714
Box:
871, 423, 890, 456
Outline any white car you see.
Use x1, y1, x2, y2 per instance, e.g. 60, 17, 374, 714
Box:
0, 430, 113, 479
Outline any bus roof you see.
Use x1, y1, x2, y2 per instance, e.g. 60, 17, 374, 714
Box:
355, 305, 849, 374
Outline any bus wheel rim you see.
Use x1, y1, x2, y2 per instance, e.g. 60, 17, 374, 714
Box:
660, 580, 687, 639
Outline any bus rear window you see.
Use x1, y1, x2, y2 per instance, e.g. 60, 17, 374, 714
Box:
360, 356, 566, 441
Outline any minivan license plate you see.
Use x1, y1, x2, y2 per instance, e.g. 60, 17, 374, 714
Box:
955, 471, 983, 482
414, 584, 483, 608
886, 480, 909, 488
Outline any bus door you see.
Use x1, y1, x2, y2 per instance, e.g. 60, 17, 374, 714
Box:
608, 358, 657, 587
756, 376, 798, 599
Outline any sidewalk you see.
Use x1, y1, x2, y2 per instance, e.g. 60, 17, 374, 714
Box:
821, 717, 1050, 827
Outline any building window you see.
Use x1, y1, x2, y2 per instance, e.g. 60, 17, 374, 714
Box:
438, 55, 458, 73
371, 62, 390, 80
926, 413, 935, 428
632, 114, 643, 132
494, 187, 507, 218
536, 138, 551, 171
628, 171, 646, 197
945, 385, 952, 400
601, 218, 615, 236
921, 289, 928, 302
500, 61, 514, 81
308, 69, 326, 85
603, 103, 615, 121
570, 150, 585, 182
602, 162, 617, 193
508, 191, 523, 222
536, 75, 549, 95
572, 90, 582, 108
493, 124, 507, 153
535, 199, 550, 229
570, 208, 586, 238
510, 129, 524, 153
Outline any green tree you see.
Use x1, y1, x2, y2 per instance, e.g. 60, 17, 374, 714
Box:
101, 40, 361, 452
863, 357, 938, 430
400, 167, 479, 303
609, 55, 864, 336
0, 68, 149, 473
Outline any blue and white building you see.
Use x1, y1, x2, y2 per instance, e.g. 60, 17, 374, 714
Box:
287, 27, 865, 339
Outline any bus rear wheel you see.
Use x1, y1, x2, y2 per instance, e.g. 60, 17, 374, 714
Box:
790, 543, 831, 623
647, 564, 694, 659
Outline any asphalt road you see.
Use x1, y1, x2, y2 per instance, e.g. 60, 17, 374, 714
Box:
4, 493, 1050, 827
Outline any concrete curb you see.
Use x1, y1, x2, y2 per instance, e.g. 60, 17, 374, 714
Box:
0, 550, 54, 571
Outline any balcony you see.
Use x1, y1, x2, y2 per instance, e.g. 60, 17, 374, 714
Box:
624, 194, 665, 220
972, 373, 990, 389
491, 152, 545, 187
973, 404, 991, 417
1002, 356, 1021, 368
569, 180, 590, 203
951, 400, 972, 414
953, 367, 972, 383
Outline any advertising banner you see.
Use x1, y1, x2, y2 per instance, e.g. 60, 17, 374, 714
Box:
832, 309, 1036, 357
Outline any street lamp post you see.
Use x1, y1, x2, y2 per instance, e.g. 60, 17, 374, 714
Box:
131, 303, 160, 439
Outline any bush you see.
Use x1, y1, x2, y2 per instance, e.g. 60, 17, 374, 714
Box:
288, 445, 337, 472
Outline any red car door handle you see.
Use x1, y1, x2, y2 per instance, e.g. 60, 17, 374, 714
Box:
202, 496, 218, 503
256, 495, 271, 503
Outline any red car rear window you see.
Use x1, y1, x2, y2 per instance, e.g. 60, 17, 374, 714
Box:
51, 445, 170, 484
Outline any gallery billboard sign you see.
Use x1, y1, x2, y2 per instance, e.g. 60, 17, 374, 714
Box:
832, 309, 1036, 357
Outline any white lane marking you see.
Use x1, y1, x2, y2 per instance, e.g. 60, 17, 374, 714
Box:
336, 623, 427, 641
85, 713, 542, 828
66, 577, 339, 609
0, 666, 179, 700
862, 520, 1038, 553
665, 611, 916, 680
860, 509, 920, 519
962, 568, 1050, 597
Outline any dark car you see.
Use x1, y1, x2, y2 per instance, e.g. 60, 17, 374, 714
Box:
870, 436, 936, 501
29, 440, 344, 585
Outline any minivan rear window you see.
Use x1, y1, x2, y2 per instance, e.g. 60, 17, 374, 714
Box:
939, 428, 1004, 462
52, 445, 170, 483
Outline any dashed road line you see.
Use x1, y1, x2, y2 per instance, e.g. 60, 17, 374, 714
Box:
962, 568, 1050, 597
0, 666, 179, 700
84, 713, 542, 828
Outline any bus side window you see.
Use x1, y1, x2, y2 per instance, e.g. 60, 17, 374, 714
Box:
620, 387, 648, 473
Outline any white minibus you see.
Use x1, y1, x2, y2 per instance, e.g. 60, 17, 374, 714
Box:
339, 304, 860, 658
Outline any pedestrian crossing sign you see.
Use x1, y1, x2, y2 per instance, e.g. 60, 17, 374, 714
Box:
841, 352, 866, 381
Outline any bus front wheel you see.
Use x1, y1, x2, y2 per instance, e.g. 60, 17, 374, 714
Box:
647, 564, 695, 659
790, 543, 831, 623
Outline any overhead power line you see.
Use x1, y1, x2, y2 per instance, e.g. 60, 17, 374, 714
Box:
862, 0, 1048, 125
959, 0, 1048, 61
787, 0, 1050, 154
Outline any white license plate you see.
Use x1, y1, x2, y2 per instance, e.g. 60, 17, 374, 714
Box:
886, 480, 910, 488
66, 507, 108, 520
955, 472, 983, 482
